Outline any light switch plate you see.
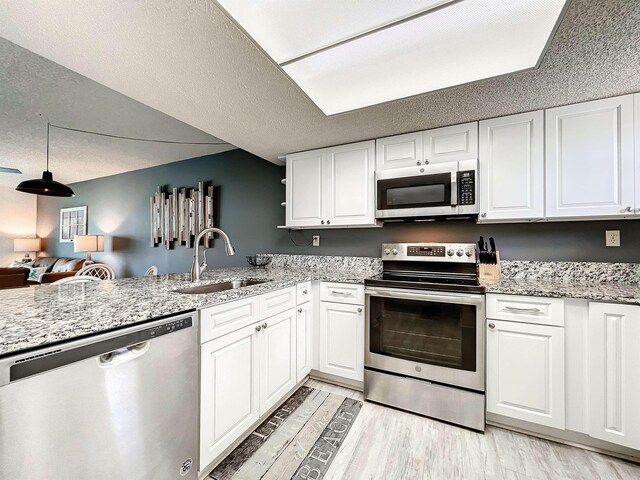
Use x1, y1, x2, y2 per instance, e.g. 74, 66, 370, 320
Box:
312, 235, 320, 247
605, 230, 620, 247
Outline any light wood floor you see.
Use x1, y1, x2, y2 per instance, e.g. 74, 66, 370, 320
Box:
305, 379, 640, 480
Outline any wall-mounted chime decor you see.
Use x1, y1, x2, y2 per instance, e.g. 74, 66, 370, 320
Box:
150, 181, 216, 250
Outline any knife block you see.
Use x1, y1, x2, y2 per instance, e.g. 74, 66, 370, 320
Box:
479, 251, 501, 280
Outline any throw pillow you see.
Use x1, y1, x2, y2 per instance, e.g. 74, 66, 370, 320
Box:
27, 266, 48, 282
9, 261, 33, 268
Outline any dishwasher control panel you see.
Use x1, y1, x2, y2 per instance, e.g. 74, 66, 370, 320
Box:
148, 316, 192, 339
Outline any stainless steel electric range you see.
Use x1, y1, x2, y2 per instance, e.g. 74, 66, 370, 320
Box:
364, 243, 486, 431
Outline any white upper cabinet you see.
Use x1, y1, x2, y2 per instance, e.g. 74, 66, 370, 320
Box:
324, 141, 376, 226
588, 302, 640, 450
424, 122, 478, 164
376, 132, 423, 171
479, 111, 545, 222
545, 95, 635, 218
286, 149, 324, 227
286, 140, 378, 228
376, 122, 478, 172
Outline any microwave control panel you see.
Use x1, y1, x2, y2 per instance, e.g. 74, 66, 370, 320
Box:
457, 170, 475, 206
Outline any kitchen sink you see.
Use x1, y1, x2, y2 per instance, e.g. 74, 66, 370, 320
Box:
173, 279, 269, 294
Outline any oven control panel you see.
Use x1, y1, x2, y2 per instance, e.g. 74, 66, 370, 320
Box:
382, 243, 477, 263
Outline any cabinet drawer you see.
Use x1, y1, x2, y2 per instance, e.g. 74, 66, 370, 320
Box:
487, 294, 564, 327
200, 297, 259, 343
260, 286, 296, 319
320, 282, 364, 305
296, 281, 312, 305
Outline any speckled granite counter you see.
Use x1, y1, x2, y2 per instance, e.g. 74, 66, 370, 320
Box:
483, 260, 640, 305
0, 256, 382, 358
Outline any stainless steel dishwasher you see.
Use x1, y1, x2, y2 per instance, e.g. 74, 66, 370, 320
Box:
0, 312, 199, 480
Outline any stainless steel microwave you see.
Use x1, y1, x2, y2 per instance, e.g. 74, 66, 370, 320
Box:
376, 159, 479, 220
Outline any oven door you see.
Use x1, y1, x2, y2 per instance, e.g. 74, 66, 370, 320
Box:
365, 287, 485, 392
376, 164, 458, 218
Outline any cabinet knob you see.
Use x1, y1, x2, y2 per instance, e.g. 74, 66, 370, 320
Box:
357, 307, 363, 313
321, 220, 325, 225
262, 322, 268, 329
424, 159, 430, 165
303, 289, 308, 294
327, 220, 330, 224
481, 213, 487, 218
255, 325, 262, 332
416, 160, 422, 166
298, 307, 303, 313
488, 323, 495, 329
625, 206, 633, 212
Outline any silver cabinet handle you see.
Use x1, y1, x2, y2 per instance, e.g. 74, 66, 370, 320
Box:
330, 290, 353, 296
357, 307, 363, 313
303, 289, 308, 294
416, 160, 422, 165
488, 323, 495, 329
255, 325, 262, 332
298, 307, 303, 313
321, 220, 325, 225
262, 322, 268, 329
327, 220, 330, 224
424, 159, 430, 165
481, 213, 487, 218
625, 206, 633, 212
505, 306, 541, 314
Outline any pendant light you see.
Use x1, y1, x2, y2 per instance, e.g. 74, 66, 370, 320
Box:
16, 122, 75, 197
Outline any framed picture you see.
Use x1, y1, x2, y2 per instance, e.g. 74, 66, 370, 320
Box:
60, 206, 87, 243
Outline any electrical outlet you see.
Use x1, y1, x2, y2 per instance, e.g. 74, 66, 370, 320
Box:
606, 230, 620, 247
312, 235, 320, 247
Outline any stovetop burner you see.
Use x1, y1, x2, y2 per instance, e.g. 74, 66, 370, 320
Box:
365, 242, 485, 294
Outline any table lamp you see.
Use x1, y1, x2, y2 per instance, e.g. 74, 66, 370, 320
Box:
14, 238, 42, 263
74, 235, 104, 264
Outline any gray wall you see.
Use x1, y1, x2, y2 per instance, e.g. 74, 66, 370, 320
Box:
36, 145, 640, 278
36, 149, 290, 277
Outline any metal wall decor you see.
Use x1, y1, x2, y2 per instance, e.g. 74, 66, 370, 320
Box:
150, 181, 215, 249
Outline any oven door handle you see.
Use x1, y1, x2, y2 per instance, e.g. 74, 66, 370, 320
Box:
365, 286, 484, 306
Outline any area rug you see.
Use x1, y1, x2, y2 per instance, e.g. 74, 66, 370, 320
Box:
209, 386, 363, 480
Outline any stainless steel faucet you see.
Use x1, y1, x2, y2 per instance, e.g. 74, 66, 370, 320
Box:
191, 227, 236, 281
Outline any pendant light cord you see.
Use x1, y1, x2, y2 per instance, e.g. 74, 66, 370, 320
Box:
48, 123, 227, 145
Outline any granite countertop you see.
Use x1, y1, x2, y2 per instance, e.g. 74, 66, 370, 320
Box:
482, 278, 640, 305
0, 266, 373, 358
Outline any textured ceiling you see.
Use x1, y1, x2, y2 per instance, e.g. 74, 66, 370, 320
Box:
0, 38, 234, 189
0, 0, 638, 164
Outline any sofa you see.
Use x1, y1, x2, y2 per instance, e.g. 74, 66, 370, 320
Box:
30, 257, 86, 284
0, 267, 30, 289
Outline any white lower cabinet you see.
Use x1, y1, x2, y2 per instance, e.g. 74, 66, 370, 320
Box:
487, 319, 565, 429
296, 302, 313, 383
588, 302, 640, 450
319, 301, 364, 382
200, 323, 259, 469
259, 308, 297, 416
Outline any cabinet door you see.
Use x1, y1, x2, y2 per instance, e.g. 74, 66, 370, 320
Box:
200, 324, 259, 469
286, 149, 325, 227
259, 308, 297, 416
479, 111, 544, 222
375, 132, 423, 171
423, 122, 478, 164
319, 301, 364, 382
588, 303, 640, 450
296, 302, 313, 383
487, 319, 565, 429
545, 95, 635, 218
324, 140, 376, 226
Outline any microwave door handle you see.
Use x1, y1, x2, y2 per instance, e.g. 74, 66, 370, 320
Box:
450, 171, 458, 206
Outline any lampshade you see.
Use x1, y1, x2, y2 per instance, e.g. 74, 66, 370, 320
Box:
14, 238, 42, 252
16, 171, 75, 197
74, 235, 104, 253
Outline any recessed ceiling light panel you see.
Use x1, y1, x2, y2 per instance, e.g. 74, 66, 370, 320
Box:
219, 0, 568, 115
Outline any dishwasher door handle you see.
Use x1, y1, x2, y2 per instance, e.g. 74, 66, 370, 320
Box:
97, 341, 150, 367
